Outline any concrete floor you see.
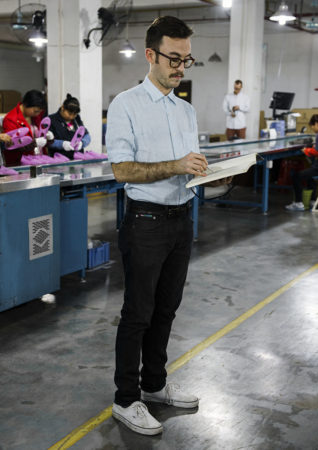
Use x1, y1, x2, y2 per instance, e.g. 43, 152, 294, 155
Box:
1, 187, 318, 450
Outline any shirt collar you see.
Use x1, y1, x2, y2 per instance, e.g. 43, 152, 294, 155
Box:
142, 76, 177, 104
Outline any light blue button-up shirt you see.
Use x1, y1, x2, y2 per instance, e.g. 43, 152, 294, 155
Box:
106, 76, 200, 205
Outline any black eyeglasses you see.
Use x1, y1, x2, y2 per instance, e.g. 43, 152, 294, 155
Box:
153, 50, 195, 69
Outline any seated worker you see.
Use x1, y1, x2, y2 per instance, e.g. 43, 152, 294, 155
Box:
48, 94, 91, 159
286, 114, 318, 211
2, 90, 47, 166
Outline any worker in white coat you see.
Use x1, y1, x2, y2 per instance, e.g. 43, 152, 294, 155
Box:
223, 80, 250, 140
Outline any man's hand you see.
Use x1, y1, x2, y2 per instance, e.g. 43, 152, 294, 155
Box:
205, 176, 233, 187
232, 106, 239, 111
175, 152, 208, 177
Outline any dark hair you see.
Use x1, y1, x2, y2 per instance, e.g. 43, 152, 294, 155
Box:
145, 16, 193, 51
62, 93, 80, 114
22, 90, 46, 109
309, 114, 318, 126
235, 80, 243, 86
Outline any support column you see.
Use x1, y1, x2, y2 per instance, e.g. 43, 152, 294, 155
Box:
308, 34, 318, 108
46, 0, 102, 152
228, 0, 265, 139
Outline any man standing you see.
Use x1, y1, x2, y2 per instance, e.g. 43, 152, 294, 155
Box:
223, 80, 250, 140
106, 16, 231, 435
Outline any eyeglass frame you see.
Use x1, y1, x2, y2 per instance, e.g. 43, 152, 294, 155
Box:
152, 49, 195, 69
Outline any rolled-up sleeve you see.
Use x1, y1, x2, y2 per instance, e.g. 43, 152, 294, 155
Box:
106, 95, 135, 164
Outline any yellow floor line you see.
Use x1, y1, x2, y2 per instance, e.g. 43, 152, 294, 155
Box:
168, 262, 318, 374
49, 262, 318, 449
49, 407, 113, 450
87, 192, 115, 199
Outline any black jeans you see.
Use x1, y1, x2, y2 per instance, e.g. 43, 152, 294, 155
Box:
114, 199, 193, 407
291, 167, 318, 202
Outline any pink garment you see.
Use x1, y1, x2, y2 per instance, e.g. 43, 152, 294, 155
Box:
73, 152, 85, 160
73, 151, 107, 160
53, 152, 70, 162
0, 166, 18, 175
6, 135, 33, 150
39, 155, 55, 164
7, 127, 29, 138
70, 126, 85, 150
21, 155, 39, 165
36, 117, 51, 138
21, 154, 55, 165
86, 151, 108, 160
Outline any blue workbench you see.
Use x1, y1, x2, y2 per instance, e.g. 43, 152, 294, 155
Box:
0, 174, 61, 311
191, 134, 314, 240
6, 160, 124, 283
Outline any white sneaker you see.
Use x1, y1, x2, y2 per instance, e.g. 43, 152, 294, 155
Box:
285, 202, 305, 211
112, 401, 163, 435
141, 383, 199, 408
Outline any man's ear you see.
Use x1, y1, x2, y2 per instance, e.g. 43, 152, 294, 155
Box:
145, 48, 155, 64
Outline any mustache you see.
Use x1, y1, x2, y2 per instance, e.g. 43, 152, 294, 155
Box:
169, 72, 184, 78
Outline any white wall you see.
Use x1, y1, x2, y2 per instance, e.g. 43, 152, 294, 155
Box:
0, 47, 44, 97
1, 20, 317, 134
102, 23, 318, 135
102, 22, 230, 133
262, 31, 318, 116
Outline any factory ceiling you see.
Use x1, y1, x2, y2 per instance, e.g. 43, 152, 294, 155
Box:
0, 0, 317, 49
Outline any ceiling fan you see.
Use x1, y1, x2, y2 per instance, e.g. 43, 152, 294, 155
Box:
83, 0, 133, 48
10, 2, 47, 47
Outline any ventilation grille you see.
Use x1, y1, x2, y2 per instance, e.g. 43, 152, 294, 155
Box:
28, 214, 53, 260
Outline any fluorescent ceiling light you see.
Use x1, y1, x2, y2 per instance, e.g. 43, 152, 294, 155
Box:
269, 1, 296, 26
222, 0, 232, 8
29, 30, 48, 47
119, 40, 136, 58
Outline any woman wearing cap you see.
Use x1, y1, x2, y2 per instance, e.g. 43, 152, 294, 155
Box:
48, 94, 91, 159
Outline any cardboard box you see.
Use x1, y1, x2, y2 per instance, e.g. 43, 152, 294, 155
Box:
292, 108, 318, 132
209, 133, 227, 142
0, 90, 21, 113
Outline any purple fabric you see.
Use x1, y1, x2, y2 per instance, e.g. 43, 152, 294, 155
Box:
73, 151, 108, 161
0, 166, 18, 175
37, 117, 51, 138
39, 155, 55, 164
21, 155, 38, 165
73, 152, 85, 160
70, 126, 85, 150
7, 127, 29, 138
86, 151, 108, 160
6, 135, 33, 150
53, 152, 70, 162
21, 154, 55, 165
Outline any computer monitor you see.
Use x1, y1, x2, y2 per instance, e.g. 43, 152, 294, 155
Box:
270, 92, 295, 118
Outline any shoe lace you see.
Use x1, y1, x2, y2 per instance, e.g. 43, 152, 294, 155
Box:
133, 402, 148, 418
166, 383, 180, 396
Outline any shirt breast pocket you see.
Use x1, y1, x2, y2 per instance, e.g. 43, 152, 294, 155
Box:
182, 131, 199, 155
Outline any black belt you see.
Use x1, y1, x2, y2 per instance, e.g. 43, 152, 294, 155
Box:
126, 198, 191, 217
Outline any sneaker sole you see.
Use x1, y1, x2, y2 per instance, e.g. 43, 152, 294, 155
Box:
112, 410, 163, 435
141, 395, 199, 409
